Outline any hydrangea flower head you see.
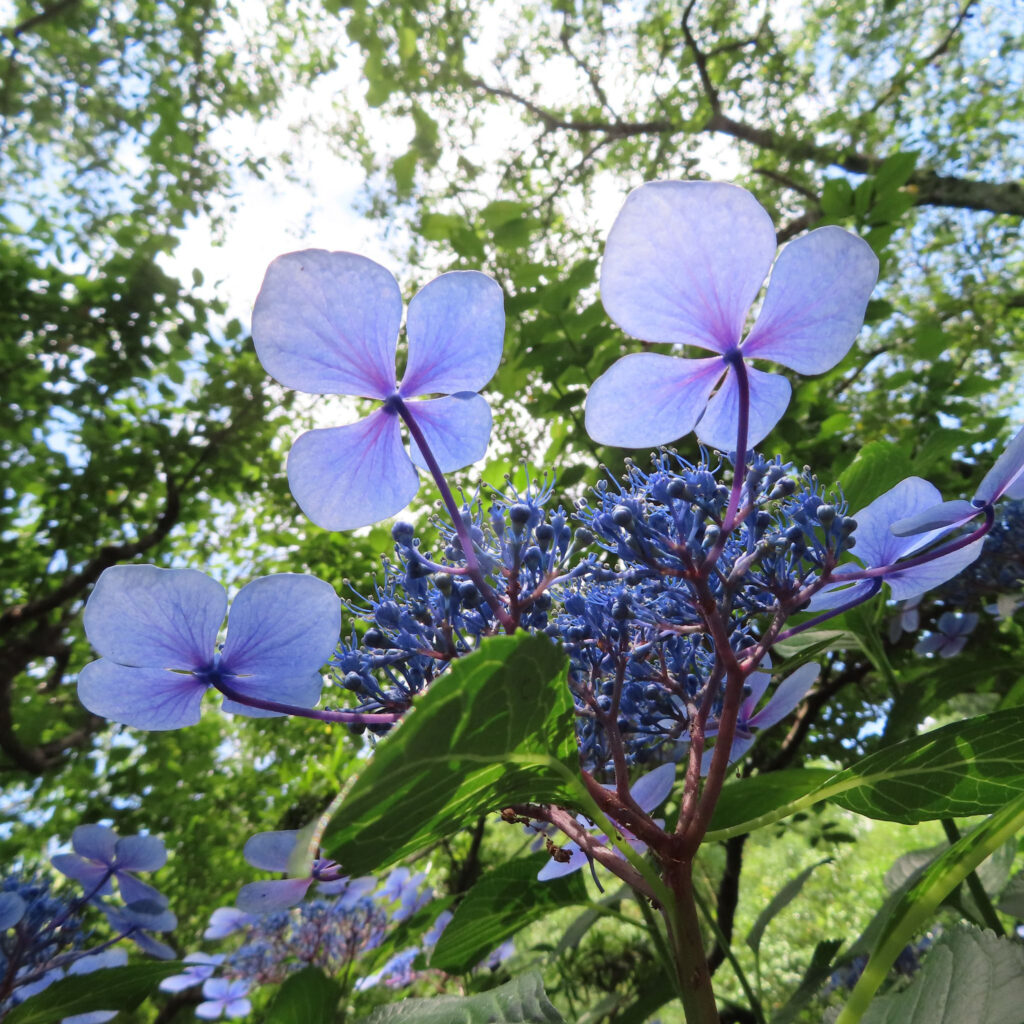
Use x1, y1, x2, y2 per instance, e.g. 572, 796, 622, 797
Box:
586, 181, 878, 451
914, 611, 978, 658
252, 251, 505, 530
51, 825, 166, 908
78, 565, 340, 730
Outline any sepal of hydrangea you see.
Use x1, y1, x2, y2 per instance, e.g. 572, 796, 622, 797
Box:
204, 907, 256, 940
700, 662, 819, 772
892, 424, 1024, 536
236, 830, 320, 912
52, 825, 167, 906
197, 977, 252, 1021
588, 180, 878, 450
810, 477, 984, 609
538, 762, 675, 881
159, 953, 225, 994
914, 611, 979, 658
0, 890, 25, 929
78, 565, 340, 729
253, 251, 504, 530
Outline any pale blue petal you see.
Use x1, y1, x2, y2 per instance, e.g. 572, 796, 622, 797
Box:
738, 670, 772, 723
890, 500, 977, 537
252, 250, 400, 399
884, 537, 984, 601
220, 671, 324, 717
628, 762, 675, 813
401, 271, 505, 396
805, 579, 876, 612
852, 478, 946, 566
118, 874, 166, 908
913, 634, 946, 656
78, 660, 207, 730
204, 908, 255, 939
406, 393, 493, 473
696, 364, 791, 451
742, 226, 878, 373
701, 735, 755, 775
235, 877, 312, 914
114, 833, 166, 872
287, 411, 420, 531
244, 830, 299, 871
977, 425, 1024, 503
0, 892, 25, 929
748, 662, 819, 731
220, 574, 340, 678
600, 181, 776, 352
71, 824, 118, 864
537, 840, 587, 881
585, 353, 723, 447
50, 854, 113, 895
83, 565, 225, 670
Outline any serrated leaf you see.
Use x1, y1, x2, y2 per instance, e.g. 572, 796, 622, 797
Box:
431, 855, 588, 973
322, 635, 576, 875
707, 706, 1024, 840
265, 966, 341, 1024
356, 971, 565, 1023
858, 926, 1024, 1024
5, 962, 184, 1024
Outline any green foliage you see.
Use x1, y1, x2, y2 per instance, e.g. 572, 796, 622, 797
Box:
322, 634, 577, 875
356, 971, 565, 1023
265, 967, 343, 1024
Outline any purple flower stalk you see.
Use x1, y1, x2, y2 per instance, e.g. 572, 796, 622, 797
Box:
78, 565, 341, 730
252, 251, 504, 531
586, 181, 878, 454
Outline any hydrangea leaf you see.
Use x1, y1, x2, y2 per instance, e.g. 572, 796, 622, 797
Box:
4, 963, 186, 1024
401, 271, 505, 396
356, 971, 565, 1023
706, 706, 1024, 840
430, 856, 587, 974
252, 250, 401, 399
321, 634, 575, 875
264, 967, 342, 1024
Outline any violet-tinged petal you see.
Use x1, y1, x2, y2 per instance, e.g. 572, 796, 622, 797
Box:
742, 226, 878, 374
401, 271, 505, 396
219, 670, 324, 717
287, 411, 419, 531
71, 824, 118, 864
701, 734, 756, 775
883, 538, 984, 601
405, 393, 493, 473
159, 954, 224, 994
118, 874, 167, 909
805, 578, 877, 613
891, 499, 977, 537
424, 909, 454, 947
747, 662, 819, 731
737, 670, 772, 723
204, 907, 256, 940
67, 949, 128, 975
220, 574, 340, 678
78, 660, 207, 730
696, 364, 792, 451
198, 978, 252, 1021
585, 353, 723, 447
628, 761, 675, 813
537, 840, 589, 881
913, 634, 948, 656
110, 900, 176, 932
51, 854, 114, 896
244, 830, 300, 872
600, 181, 777, 352
235, 877, 312, 914
852, 478, 947, 566
252, 250, 400, 399
0, 892, 25, 929
83, 565, 225, 670
976, 425, 1024, 503
114, 833, 167, 872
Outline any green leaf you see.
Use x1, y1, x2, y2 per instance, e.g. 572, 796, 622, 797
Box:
5, 962, 184, 1024
838, 440, 914, 508
356, 971, 566, 1023
858, 926, 1024, 1024
265, 966, 342, 1024
770, 939, 844, 1024
707, 707, 1024, 840
479, 200, 531, 228
745, 858, 831, 957
322, 634, 576, 875
430, 855, 588, 972
821, 178, 854, 218
873, 151, 918, 194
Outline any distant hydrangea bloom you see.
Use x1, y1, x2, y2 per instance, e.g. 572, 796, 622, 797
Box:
914, 611, 978, 658
78, 565, 340, 730
252, 251, 505, 530
538, 762, 674, 881
196, 977, 251, 1021
586, 180, 878, 451
700, 662, 820, 773
52, 824, 166, 908
159, 953, 225, 994
810, 478, 984, 610
892, 425, 1024, 536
